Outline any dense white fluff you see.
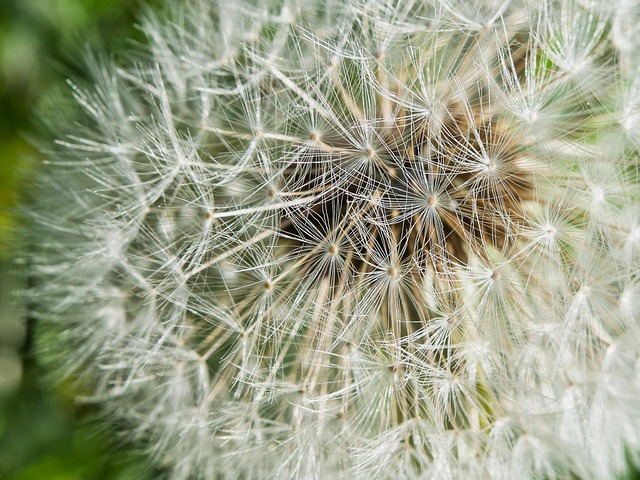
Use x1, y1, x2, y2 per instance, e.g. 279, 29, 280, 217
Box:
28, 0, 640, 478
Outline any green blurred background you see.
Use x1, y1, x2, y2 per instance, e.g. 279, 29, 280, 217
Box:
0, 1, 639, 479
0, 1, 155, 478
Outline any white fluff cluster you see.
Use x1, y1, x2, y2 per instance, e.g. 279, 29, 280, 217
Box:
28, 0, 640, 478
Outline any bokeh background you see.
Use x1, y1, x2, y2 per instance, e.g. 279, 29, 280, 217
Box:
1, 1, 639, 479
0, 1, 156, 478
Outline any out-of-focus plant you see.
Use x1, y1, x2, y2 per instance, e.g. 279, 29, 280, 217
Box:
0, 1, 157, 478
24, 0, 640, 478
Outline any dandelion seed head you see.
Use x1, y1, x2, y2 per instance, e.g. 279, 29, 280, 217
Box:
26, 0, 640, 478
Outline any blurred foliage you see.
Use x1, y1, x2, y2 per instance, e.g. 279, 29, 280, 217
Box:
0, 0, 155, 478
0, 370, 151, 480
0, 0, 151, 248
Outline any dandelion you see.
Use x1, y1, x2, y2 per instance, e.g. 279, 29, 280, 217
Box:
27, 0, 640, 478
